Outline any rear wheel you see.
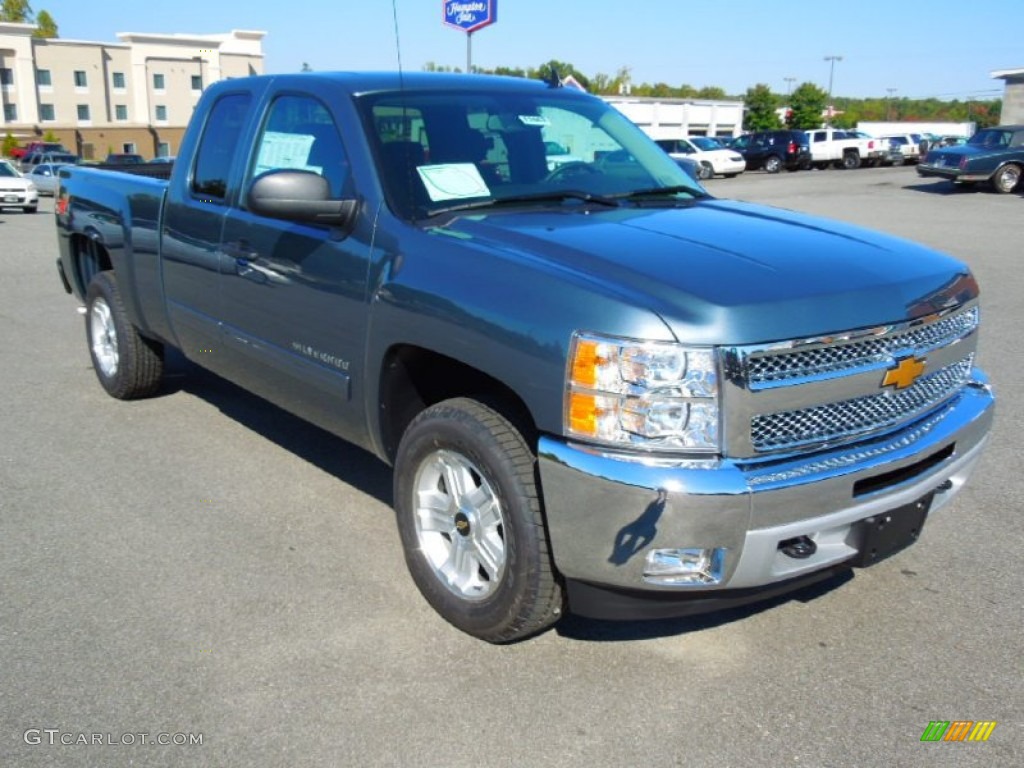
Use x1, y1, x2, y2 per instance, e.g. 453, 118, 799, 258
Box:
992, 163, 1021, 194
842, 151, 861, 170
85, 271, 165, 399
763, 155, 783, 174
394, 398, 563, 643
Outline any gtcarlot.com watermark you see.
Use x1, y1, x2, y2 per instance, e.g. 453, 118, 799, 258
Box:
24, 728, 203, 746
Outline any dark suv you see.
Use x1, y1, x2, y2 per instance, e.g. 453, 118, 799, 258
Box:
731, 130, 811, 173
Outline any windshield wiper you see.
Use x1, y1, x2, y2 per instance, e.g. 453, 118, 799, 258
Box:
612, 185, 706, 201
427, 189, 620, 218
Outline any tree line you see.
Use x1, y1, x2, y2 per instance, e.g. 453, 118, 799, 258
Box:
0, 0, 58, 36
424, 59, 1003, 130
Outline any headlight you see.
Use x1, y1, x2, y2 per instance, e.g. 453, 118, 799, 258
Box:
566, 332, 720, 452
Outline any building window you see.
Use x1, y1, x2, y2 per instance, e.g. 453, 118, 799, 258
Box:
153, 73, 165, 91
191, 75, 203, 91
74, 70, 88, 88
122, 142, 137, 154
77, 104, 91, 122
155, 105, 167, 122
157, 141, 171, 158
112, 71, 126, 89
36, 69, 51, 87
39, 104, 55, 121
2, 104, 16, 121
1, 68, 14, 86
115, 104, 128, 121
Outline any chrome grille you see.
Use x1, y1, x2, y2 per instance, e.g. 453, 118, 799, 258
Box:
751, 356, 973, 452
747, 306, 978, 386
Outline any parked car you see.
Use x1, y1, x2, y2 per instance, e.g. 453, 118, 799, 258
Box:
26, 162, 70, 196
882, 134, 922, 164
730, 130, 811, 173
654, 136, 746, 179
0, 158, 40, 213
9, 141, 68, 161
20, 151, 79, 172
104, 153, 146, 165
147, 156, 176, 165
917, 124, 1024, 193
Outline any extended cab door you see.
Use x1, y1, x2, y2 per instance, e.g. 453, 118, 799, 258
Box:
215, 92, 373, 441
161, 89, 258, 360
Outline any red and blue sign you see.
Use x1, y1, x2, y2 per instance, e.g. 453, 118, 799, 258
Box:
442, 0, 497, 33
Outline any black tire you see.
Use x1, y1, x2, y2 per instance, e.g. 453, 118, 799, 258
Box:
991, 163, 1021, 194
891, 154, 905, 167
23, 205, 37, 213
763, 155, 782, 174
842, 151, 861, 170
698, 162, 714, 180
394, 397, 564, 643
813, 162, 829, 171
85, 271, 165, 399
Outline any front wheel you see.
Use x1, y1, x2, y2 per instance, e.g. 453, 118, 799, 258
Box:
394, 398, 563, 643
992, 163, 1021, 194
698, 162, 714, 180
85, 271, 165, 399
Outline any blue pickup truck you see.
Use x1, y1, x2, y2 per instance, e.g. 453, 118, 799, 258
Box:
55, 72, 994, 642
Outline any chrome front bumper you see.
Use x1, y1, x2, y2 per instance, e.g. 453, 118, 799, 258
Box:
537, 374, 994, 599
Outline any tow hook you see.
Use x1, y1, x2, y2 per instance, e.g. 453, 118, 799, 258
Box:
779, 536, 817, 559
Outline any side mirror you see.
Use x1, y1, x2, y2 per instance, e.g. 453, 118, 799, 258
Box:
247, 169, 358, 229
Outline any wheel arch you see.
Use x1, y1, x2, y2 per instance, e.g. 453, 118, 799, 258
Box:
376, 344, 539, 466
70, 231, 114, 297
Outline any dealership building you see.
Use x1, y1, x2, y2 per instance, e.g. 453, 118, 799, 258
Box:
0, 23, 264, 160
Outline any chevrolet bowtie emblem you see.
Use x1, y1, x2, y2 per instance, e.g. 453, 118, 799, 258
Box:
882, 356, 926, 390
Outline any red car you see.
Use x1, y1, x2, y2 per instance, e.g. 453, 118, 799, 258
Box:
9, 141, 68, 160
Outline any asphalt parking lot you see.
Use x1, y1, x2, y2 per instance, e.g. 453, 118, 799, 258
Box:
1, 166, 1021, 767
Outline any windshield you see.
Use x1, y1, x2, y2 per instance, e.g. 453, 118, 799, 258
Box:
690, 137, 723, 151
356, 85, 704, 219
0, 161, 18, 177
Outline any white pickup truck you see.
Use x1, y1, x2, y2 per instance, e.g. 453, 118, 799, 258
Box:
805, 128, 886, 170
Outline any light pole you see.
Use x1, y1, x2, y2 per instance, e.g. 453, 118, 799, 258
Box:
886, 88, 897, 121
824, 55, 843, 125
784, 76, 796, 99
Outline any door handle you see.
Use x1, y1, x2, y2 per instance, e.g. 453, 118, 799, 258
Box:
222, 240, 260, 263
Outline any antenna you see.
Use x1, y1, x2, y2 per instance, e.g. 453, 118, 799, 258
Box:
391, 0, 404, 79
544, 65, 562, 89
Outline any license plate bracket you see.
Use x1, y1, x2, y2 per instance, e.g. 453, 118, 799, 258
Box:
3, 194, 18, 203
850, 493, 933, 567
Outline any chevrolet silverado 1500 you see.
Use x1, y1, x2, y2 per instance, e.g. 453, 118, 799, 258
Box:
55, 72, 994, 642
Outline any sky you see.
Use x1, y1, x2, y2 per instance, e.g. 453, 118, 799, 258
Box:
33, 0, 1022, 101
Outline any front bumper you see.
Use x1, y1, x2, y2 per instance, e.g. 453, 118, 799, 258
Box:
0, 187, 38, 207
537, 374, 993, 618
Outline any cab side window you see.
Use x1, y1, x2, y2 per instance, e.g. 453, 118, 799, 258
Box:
249, 95, 351, 198
192, 93, 253, 201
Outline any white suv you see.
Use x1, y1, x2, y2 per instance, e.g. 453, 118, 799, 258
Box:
882, 134, 922, 164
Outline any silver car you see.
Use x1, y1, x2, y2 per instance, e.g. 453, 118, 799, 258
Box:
26, 163, 68, 196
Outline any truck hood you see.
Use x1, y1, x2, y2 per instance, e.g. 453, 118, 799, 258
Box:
436, 199, 975, 345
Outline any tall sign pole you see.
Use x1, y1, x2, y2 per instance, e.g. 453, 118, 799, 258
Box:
442, 1, 498, 73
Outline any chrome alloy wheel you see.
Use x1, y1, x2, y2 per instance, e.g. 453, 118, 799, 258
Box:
89, 297, 119, 378
413, 449, 506, 600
